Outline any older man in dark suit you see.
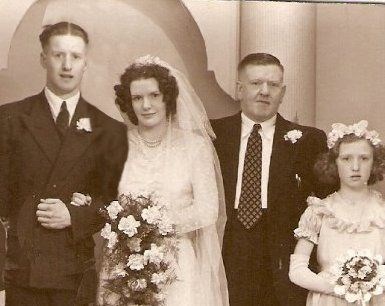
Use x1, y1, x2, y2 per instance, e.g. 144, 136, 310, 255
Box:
212, 53, 329, 306
0, 22, 127, 306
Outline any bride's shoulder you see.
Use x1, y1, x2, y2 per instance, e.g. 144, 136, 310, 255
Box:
171, 128, 207, 147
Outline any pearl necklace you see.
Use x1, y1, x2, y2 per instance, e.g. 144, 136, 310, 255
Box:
137, 133, 163, 148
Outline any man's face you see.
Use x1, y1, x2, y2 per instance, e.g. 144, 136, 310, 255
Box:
40, 34, 87, 98
237, 64, 286, 122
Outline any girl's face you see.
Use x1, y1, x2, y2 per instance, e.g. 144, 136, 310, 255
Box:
336, 139, 374, 190
130, 77, 167, 130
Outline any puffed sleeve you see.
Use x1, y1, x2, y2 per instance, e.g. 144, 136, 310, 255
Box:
293, 196, 325, 244
171, 136, 218, 234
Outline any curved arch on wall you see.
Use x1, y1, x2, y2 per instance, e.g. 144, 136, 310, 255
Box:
0, 0, 236, 118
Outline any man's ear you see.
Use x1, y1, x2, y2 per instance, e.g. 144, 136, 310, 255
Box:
236, 80, 243, 101
40, 52, 46, 69
279, 85, 287, 104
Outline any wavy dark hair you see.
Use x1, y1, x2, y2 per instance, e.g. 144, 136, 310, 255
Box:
314, 134, 385, 186
114, 63, 178, 125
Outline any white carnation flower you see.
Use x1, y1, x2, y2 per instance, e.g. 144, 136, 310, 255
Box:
127, 237, 142, 252
118, 215, 140, 237
129, 278, 147, 291
144, 243, 164, 265
100, 223, 118, 249
127, 254, 145, 271
158, 218, 174, 235
106, 201, 124, 220
151, 272, 167, 285
284, 129, 303, 143
111, 262, 127, 278
141, 206, 162, 224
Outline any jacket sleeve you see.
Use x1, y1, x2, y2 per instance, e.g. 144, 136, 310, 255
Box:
69, 122, 128, 242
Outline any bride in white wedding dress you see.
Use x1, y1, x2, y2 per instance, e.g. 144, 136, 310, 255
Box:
74, 55, 228, 306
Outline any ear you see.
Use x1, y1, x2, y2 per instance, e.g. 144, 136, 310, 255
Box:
236, 80, 243, 101
40, 52, 47, 69
279, 85, 286, 103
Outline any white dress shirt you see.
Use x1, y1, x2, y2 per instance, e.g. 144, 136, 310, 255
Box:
44, 87, 80, 123
234, 113, 276, 209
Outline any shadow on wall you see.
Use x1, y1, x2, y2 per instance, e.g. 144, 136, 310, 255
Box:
0, 0, 237, 275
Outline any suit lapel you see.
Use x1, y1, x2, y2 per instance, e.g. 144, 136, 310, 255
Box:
21, 92, 61, 164
268, 114, 296, 206
48, 97, 102, 182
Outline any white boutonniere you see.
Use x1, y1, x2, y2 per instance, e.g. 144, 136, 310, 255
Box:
76, 118, 92, 132
284, 129, 302, 143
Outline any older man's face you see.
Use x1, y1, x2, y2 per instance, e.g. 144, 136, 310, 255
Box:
238, 64, 286, 123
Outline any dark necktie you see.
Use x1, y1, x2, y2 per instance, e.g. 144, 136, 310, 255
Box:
56, 101, 69, 138
237, 124, 263, 229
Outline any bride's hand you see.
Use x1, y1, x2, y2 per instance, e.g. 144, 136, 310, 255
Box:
70, 192, 92, 206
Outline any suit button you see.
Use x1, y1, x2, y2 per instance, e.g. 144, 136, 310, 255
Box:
53, 184, 57, 188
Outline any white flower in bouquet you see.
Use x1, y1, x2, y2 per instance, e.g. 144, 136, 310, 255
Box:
127, 254, 146, 271
111, 262, 127, 278
127, 237, 142, 252
106, 200, 124, 220
101, 223, 118, 249
118, 215, 141, 237
157, 216, 174, 235
129, 278, 147, 291
141, 205, 162, 224
99, 193, 179, 305
144, 243, 164, 265
151, 272, 168, 286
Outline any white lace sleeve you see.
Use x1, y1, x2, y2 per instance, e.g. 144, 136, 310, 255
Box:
172, 137, 218, 234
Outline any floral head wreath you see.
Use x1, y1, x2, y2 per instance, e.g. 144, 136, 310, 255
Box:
327, 120, 381, 149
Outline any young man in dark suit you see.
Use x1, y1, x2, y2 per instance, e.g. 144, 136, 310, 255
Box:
211, 53, 328, 306
0, 22, 127, 306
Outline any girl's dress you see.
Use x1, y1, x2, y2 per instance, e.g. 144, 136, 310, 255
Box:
295, 191, 385, 305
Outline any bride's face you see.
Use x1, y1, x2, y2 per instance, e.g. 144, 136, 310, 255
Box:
130, 77, 167, 129
336, 139, 373, 190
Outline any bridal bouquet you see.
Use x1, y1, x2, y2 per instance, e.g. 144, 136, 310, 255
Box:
99, 193, 179, 306
331, 249, 385, 305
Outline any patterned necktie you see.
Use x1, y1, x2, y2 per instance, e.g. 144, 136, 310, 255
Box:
237, 124, 263, 229
56, 101, 70, 139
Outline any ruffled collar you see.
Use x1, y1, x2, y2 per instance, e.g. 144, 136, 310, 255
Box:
307, 190, 385, 233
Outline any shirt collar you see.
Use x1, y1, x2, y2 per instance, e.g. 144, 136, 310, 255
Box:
241, 113, 276, 141
44, 87, 80, 120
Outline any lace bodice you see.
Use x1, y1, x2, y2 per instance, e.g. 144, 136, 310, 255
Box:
118, 128, 219, 234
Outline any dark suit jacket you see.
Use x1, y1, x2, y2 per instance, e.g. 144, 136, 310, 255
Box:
211, 112, 329, 305
0, 92, 127, 300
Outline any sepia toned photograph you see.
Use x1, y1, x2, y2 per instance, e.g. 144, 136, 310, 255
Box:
0, 0, 385, 305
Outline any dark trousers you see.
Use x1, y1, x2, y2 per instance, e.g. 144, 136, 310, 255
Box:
223, 211, 279, 306
5, 283, 89, 306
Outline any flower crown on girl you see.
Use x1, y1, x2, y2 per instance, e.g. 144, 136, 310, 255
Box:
327, 120, 381, 149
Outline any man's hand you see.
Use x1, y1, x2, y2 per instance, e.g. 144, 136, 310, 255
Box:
36, 198, 71, 229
